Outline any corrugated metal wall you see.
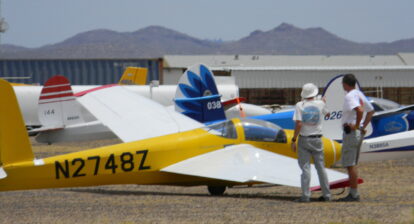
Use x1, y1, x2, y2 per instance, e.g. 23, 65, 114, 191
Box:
240, 87, 414, 105
0, 59, 162, 85
233, 68, 414, 105
231, 68, 414, 89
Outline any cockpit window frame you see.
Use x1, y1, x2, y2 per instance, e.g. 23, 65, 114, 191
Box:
240, 118, 287, 143
203, 120, 238, 139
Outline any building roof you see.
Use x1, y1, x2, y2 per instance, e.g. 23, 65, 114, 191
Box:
398, 53, 414, 65
164, 54, 414, 68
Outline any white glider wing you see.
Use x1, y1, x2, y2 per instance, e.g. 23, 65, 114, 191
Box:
162, 144, 348, 188
359, 130, 414, 162
77, 86, 203, 142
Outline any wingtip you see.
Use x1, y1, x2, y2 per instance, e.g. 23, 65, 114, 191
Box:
310, 178, 364, 191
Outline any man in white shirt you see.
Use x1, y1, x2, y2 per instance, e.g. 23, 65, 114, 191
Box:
338, 74, 374, 202
291, 83, 331, 202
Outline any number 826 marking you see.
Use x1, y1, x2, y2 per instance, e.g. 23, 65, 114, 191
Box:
325, 111, 343, 120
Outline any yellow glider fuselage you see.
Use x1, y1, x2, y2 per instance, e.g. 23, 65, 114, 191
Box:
0, 119, 341, 192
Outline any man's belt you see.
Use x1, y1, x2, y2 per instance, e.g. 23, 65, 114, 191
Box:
299, 135, 322, 138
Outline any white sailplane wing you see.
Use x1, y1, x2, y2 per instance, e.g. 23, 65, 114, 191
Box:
162, 144, 348, 188
359, 130, 414, 162
77, 86, 203, 142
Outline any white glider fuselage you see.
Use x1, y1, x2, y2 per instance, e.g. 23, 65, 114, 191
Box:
359, 130, 414, 162
15, 84, 240, 128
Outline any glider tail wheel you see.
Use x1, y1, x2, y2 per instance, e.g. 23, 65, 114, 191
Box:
207, 186, 226, 196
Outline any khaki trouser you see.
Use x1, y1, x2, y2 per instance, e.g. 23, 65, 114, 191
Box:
342, 129, 364, 167
298, 136, 331, 199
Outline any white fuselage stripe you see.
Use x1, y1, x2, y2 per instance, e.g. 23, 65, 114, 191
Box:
39, 96, 75, 104
43, 84, 71, 88
40, 90, 73, 97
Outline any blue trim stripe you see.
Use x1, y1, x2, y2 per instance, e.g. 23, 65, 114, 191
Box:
322, 73, 362, 96
322, 74, 344, 96
175, 94, 221, 102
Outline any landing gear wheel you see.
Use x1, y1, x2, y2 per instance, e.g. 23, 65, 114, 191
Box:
207, 186, 226, 196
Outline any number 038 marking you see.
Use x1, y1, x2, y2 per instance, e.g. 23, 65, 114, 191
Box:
207, 101, 221, 110
325, 111, 343, 120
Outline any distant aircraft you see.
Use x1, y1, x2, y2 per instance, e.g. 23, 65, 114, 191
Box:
31, 64, 269, 144
176, 71, 414, 162
1, 76, 33, 86
309, 75, 414, 161
31, 75, 116, 143
13, 67, 248, 129
172, 64, 271, 120
13, 67, 150, 128
0, 79, 351, 195
250, 75, 414, 140
117, 67, 148, 85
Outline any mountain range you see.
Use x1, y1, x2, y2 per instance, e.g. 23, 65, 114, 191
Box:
1, 23, 414, 58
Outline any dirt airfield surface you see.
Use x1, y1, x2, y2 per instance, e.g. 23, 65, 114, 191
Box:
0, 139, 413, 224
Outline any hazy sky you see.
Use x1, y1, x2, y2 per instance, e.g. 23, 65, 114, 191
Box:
2, 0, 414, 48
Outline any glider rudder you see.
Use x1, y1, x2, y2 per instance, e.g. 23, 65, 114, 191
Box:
321, 74, 360, 140
119, 67, 148, 85
0, 79, 34, 168
38, 75, 84, 128
174, 64, 226, 123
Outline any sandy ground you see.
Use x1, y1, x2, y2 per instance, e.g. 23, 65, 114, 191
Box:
0, 139, 413, 224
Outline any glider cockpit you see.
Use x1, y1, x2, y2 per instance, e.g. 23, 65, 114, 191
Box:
204, 118, 287, 143
240, 118, 287, 143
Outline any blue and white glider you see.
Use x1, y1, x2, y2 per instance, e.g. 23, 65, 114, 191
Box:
175, 66, 414, 161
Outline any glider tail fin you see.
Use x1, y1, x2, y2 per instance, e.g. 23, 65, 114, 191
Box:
174, 64, 226, 123
118, 67, 148, 85
0, 79, 34, 172
38, 75, 84, 129
321, 74, 362, 140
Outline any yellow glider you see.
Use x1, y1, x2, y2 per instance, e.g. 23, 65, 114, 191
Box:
0, 79, 345, 195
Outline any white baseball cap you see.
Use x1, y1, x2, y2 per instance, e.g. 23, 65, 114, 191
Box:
301, 83, 318, 98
